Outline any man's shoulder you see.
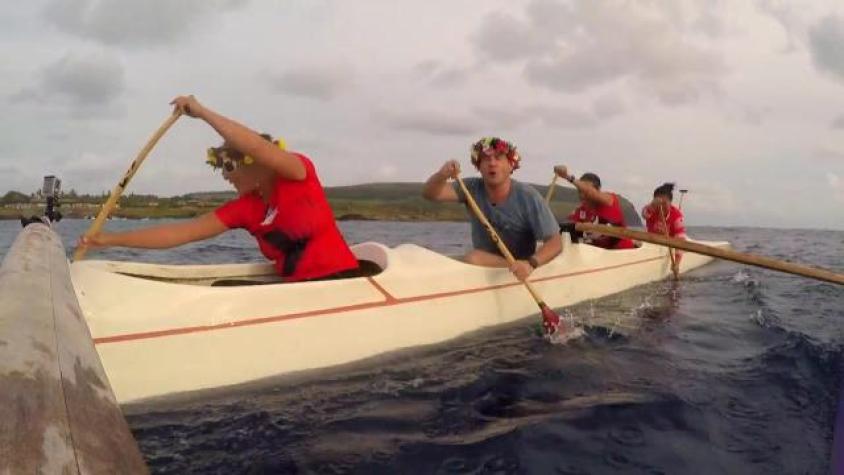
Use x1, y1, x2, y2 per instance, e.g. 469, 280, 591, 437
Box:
510, 180, 543, 200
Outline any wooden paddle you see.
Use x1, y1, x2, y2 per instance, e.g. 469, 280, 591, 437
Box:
575, 223, 844, 286
455, 175, 566, 335
658, 206, 678, 279
73, 111, 182, 261
544, 175, 558, 204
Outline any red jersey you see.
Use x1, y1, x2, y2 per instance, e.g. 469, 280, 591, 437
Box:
215, 154, 358, 281
568, 193, 636, 249
642, 204, 686, 237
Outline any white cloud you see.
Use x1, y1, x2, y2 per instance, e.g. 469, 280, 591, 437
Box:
755, 0, 804, 51
473, 1, 728, 106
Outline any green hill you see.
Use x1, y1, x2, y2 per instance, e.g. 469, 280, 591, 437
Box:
321, 182, 641, 226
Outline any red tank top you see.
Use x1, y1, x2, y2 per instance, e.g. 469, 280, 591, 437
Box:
568, 193, 636, 249
214, 154, 358, 281
642, 204, 686, 237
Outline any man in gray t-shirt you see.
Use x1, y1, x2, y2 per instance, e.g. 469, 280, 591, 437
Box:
422, 137, 562, 281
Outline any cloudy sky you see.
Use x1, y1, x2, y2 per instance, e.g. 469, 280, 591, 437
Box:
1, 0, 843, 229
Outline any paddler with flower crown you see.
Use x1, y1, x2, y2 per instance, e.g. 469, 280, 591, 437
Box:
422, 137, 563, 282
78, 95, 359, 282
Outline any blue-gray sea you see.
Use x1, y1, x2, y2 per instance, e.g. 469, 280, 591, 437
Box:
1, 219, 842, 474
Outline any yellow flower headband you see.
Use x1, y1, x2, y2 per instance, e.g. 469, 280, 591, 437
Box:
206, 136, 287, 171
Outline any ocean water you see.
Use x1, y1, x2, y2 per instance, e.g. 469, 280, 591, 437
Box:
1, 219, 842, 474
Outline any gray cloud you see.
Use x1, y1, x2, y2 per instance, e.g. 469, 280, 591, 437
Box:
809, 15, 844, 82
472, 7, 559, 62
9, 51, 126, 118
389, 102, 599, 137
473, 104, 598, 129
741, 105, 771, 126
386, 111, 480, 136
525, 105, 597, 129
266, 67, 354, 101
473, 1, 727, 105
592, 95, 626, 119
43, 0, 247, 47
471, 106, 532, 130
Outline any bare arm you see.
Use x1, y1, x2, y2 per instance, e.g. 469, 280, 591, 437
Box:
84, 212, 228, 249
171, 95, 307, 181
554, 165, 614, 207
532, 233, 563, 265
422, 160, 461, 202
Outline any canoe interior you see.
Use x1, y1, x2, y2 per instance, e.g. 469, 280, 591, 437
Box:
116, 259, 384, 286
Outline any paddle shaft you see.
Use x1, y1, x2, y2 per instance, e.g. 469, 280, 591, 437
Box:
73, 112, 182, 261
544, 175, 558, 204
659, 207, 678, 275
575, 223, 844, 286
455, 177, 548, 304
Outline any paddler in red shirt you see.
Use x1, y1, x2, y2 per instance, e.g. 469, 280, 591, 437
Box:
555, 165, 636, 250
78, 95, 359, 282
642, 182, 687, 275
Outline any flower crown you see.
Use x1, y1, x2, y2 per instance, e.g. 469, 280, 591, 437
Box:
205, 136, 287, 170
470, 137, 520, 170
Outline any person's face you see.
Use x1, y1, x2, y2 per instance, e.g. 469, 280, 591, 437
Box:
652, 195, 670, 211
578, 181, 597, 204
478, 153, 513, 186
221, 164, 258, 196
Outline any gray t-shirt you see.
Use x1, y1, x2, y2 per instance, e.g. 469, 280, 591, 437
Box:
453, 178, 559, 260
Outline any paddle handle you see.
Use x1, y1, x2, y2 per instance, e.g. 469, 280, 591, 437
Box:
575, 223, 844, 286
73, 112, 182, 261
544, 175, 558, 204
455, 176, 546, 304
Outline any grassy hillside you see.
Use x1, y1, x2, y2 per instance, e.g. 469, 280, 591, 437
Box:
323, 182, 641, 226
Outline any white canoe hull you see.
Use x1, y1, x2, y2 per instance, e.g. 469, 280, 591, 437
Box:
70, 236, 729, 404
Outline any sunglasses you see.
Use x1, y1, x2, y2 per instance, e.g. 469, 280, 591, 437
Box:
206, 147, 245, 172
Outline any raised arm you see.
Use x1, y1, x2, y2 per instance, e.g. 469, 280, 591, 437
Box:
79, 212, 228, 250
171, 95, 307, 181
422, 160, 461, 202
554, 165, 614, 207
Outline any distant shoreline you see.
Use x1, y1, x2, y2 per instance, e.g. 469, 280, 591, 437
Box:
0, 182, 643, 226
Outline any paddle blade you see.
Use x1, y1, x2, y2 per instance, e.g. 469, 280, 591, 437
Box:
540, 304, 565, 336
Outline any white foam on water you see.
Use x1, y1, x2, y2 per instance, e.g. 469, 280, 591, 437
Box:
545, 324, 586, 345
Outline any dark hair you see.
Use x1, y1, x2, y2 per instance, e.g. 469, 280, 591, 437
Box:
579, 172, 601, 189
653, 182, 675, 201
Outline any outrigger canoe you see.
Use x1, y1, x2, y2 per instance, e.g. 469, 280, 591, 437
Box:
70, 234, 730, 404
